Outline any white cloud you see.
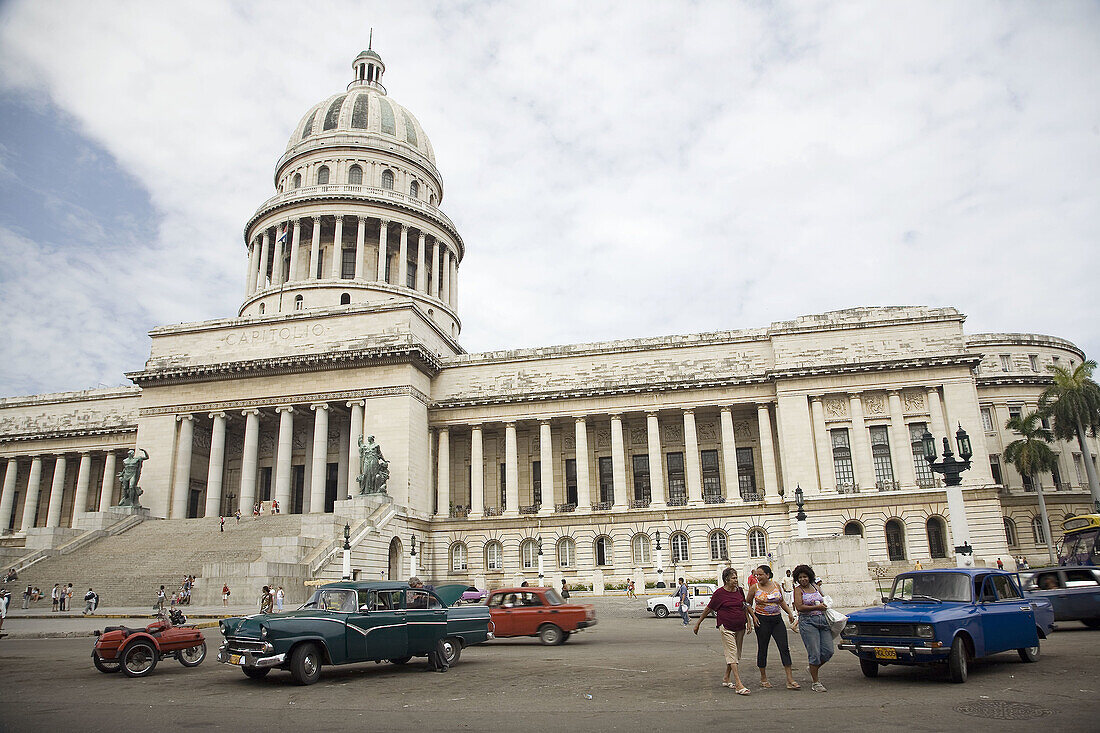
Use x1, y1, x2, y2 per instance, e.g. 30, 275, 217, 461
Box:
0, 0, 1098, 395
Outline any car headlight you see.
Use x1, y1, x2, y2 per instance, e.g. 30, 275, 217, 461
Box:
916, 624, 934, 639
841, 623, 859, 638
220, 621, 229, 636
260, 625, 268, 639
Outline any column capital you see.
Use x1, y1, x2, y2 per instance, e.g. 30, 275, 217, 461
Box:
719, 406, 733, 414
757, 401, 775, 410
504, 421, 517, 429
274, 406, 295, 414
418, 231, 426, 242
379, 218, 390, 227
887, 389, 903, 398
345, 400, 365, 409
609, 413, 623, 421
357, 215, 365, 223
313, 214, 321, 223
809, 395, 824, 404
573, 415, 588, 423
438, 425, 450, 435
208, 411, 226, 419
539, 418, 552, 427
645, 410, 661, 417
176, 414, 194, 423
681, 408, 694, 417
241, 408, 261, 417
310, 402, 329, 411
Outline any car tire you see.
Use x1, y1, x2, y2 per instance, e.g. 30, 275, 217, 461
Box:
1017, 642, 1040, 663
948, 636, 968, 683
561, 631, 572, 644
289, 643, 322, 686
92, 654, 121, 674
654, 605, 669, 619
389, 656, 412, 665
242, 667, 270, 679
859, 658, 879, 678
120, 641, 158, 678
538, 624, 565, 646
1082, 618, 1100, 629
441, 637, 462, 666
178, 641, 206, 667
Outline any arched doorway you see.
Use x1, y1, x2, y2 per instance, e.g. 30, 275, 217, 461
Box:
387, 536, 403, 581
885, 519, 907, 561
844, 520, 864, 537
926, 516, 948, 559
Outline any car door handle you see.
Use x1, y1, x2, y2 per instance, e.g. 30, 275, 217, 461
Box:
394, 612, 406, 618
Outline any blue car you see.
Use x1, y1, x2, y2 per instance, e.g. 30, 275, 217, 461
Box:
1020, 566, 1100, 629
838, 569, 1055, 683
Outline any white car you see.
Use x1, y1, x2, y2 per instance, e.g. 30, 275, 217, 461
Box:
646, 583, 717, 618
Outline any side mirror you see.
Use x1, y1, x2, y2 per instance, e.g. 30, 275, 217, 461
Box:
881, 596, 891, 604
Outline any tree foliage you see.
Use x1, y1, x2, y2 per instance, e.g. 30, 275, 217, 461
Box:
1003, 410, 1058, 480
1039, 359, 1100, 441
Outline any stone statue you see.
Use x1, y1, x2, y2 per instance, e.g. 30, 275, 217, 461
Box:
356, 435, 389, 495
117, 448, 148, 508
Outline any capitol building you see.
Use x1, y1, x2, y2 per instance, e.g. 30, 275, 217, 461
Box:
0, 50, 1095, 598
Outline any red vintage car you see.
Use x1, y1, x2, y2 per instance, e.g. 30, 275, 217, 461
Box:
486, 587, 597, 645
92, 609, 207, 677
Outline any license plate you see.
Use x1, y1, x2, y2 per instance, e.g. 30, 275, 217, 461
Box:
229, 654, 245, 665
873, 647, 898, 660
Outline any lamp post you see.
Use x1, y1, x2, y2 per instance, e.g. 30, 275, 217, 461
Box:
922, 424, 975, 567
537, 535, 544, 586
653, 530, 665, 588
794, 485, 808, 539
409, 533, 418, 578
341, 522, 351, 580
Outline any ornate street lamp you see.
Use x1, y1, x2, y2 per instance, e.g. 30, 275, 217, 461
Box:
536, 535, 544, 586
653, 529, 666, 588
922, 424, 975, 567
409, 533, 418, 578
341, 522, 352, 580
794, 485, 808, 538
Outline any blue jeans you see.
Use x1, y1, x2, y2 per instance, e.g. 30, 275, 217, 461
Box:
798, 613, 834, 667
679, 601, 689, 624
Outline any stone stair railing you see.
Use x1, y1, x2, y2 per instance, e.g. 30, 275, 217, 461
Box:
305, 502, 398, 577
12, 511, 148, 573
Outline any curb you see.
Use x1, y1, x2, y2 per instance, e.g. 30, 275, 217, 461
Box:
1, 620, 221, 640
11, 613, 239, 620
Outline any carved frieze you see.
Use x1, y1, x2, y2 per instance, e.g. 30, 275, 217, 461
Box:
328, 429, 341, 449
630, 427, 647, 445
903, 390, 926, 412
734, 421, 752, 440
563, 434, 576, 450
0, 407, 137, 437
824, 398, 847, 418
863, 393, 886, 416
662, 424, 683, 443
596, 430, 610, 448
698, 422, 717, 442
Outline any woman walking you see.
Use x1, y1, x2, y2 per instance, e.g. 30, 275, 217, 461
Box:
693, 567, 753, 694
748, 565, 800, 690
793, 564, 833, 692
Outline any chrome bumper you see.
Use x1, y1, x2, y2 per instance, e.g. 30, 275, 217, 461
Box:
217, 643, 285, 668
837, 642, 940, 655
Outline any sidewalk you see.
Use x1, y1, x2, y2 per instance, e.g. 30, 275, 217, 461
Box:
1, 603, 256, 639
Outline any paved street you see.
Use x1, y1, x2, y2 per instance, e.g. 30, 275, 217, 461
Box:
1, 597, 1097, 732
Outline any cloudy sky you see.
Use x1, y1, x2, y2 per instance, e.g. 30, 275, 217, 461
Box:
1, 1, 1097, 397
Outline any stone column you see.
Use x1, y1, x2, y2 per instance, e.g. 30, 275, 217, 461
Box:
288, 219, 302, 282
310, 403, 329, 514
810, 397, 833, 493
20, 456, 43, 531
256, 231, 271, 291
99, 451, 117, 511
239, 409, 260, 513
347, 401, 364, 492
308, 215, 322, 279
416, 232, 427, 292
274, 407, 294, 510
171, 415, 195, 519
470, 424, 485, 517
271, 223, 286, 286
330, 215, 343, 278
436, 428, 450, 517
245, 240, 258, 296
539, 420, 554, 514
646, 412, 666, 507
757, 403, 781, 502
719, 407, 740, 500
430, 240, 441, 299
575, 418, 592, 511
927, 388, 947, 439
849, 394, 874, 490
442, 249, 452, 304
451, 256, 459, 309
354, 217, 366, 280
45, 455, 68, 527
504, 422, 519, 516
205, 412, 227, 517
610, 415, 628, 509
888, 391, 917, 487
72, 452, 92, 522
0, 459, 18, 533
397, 224, 409, 288
683, 410, 703, 504
376, 220, 389, 283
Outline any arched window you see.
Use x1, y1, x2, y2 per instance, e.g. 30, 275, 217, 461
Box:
300, 110, 317, 140
1004, 517, 1018, 547
631, 533, 651, 565
348, 165, 363, 185
316, 166, 330, 185
450, 543, 468, 572
339, 293, 351, 305
557, 537, 575, 568
709, 530, 728, 561
381, 169, 394, 190
410, 180, 419, 198
485, 541, 503, 571
294, 294, 303, 311
885, 519, 906, 561
594, 536, 612, 566
520, 539, 538, 569
322, 95, 346, 131
926, 516, 948, 559
748, 528, 767, 558
843, 520, 864, 537
670, 532, 689, 564
430, 193, 436, 206
258, 303, 265, 315
1032, 516, 1046, 544
293, 172, 301, 189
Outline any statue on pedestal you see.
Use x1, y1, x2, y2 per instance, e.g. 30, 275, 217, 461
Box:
356, 435, 389, 496
117, 448, 148, 508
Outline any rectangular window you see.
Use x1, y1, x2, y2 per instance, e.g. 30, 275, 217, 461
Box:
532, 460, 541, 505
1029, 354, 1040, 372
1052, 464, 1062, 489
736, 447, 757, 498
909, 423, 935, 487
1074, 454, 1084, 483
701, 449, 721, 498
1052, 356, 1061, 367
830, 429, 855, 489
1022, 472, 1033, 491
989, 454, 1003, 485
1000, 354, 1012, 372
631, 454, 651, 503
869, 426, 894, 485
667, 451, 686, 504
315, 251, 324, 280
406, 262, 417, 289
598, 456, 614, 504
1008, 405, 1022, 422
341, 248, 355, 279
981, 407, 995, 433
500, 462, 506, 508
564, 459, 578, 505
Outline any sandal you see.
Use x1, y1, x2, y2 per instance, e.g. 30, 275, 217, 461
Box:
736, 687, 752, 695
759, 681, 773, 689
786, 681, 802, 690
722, 682, 735, 688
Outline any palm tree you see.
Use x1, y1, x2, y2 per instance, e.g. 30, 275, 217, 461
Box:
1003, 410, 1058, 565
1039, 359, 1100, 511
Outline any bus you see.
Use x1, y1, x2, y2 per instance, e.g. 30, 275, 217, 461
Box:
1058, 514, 1100, 566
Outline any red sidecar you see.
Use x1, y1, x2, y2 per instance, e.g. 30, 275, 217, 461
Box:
92, 609, 206, 677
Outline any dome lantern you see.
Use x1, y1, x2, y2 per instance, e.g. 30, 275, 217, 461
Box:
350, 37, 386, 93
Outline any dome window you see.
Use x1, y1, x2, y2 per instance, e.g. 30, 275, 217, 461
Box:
403, 113, 418, 146
429, 193, 436, 206
322, 95, 347, 131
301, 110, 317, 140
340, 293, 351, 305
351, 94, 369, 129
409, 180, 419, 198
348, 165, 363, 185
293, 173, 302, 189
378, 99, 396, 136
259, 303, 265, 315
294, 295, 304, 311
317, 166, 330, 185
381, 169, 394, 190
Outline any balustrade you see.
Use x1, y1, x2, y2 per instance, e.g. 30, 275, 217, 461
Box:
554, 502, 576, 513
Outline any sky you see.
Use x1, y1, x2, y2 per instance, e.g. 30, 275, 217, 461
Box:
0, 0, 1098, 397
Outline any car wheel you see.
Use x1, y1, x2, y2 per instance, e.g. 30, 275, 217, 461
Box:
654, 605, 669, 619
242, 667, 270, 679
441, 638, 462, 666
561, 631, 572, 644
538, 624, 564, 646
1082, 618, 1100, 629
389, 656, 412, 665
859, 658, 879, 678
1017, 642, 1040, 663
120, 641, 158, 678
289, 643, 322, 685
948, 636, 968, 683
178, 641, 206, 667
92, 654, 121, 674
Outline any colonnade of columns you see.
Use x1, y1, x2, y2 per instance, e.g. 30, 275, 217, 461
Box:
244, 215, 458, 309
0, 450, 122, 534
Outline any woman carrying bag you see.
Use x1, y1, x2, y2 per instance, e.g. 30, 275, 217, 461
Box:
792, 564, 834, 692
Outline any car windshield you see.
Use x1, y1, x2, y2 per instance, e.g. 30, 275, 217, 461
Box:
542, 589, 565, 606
301, 588, 356, 612
890, 573, 971, 602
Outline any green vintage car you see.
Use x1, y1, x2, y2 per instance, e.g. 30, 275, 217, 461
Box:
217, 581, 492, 684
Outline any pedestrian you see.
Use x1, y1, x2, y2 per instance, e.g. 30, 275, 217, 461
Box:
50, 583, 60, 612
627, 579, 637, 599
561, 579, 570, 599
270, 500, 277, 515
275, 586, 285, 612
914, 560, 923, 571
675, 577, 691, 626
235, 508, 241, 525
22, 585, 31, 609
155, 585, 166, 613
748, 564, 800, 690
260, 585, 274, 614
693, 566, 753, 694
220, 515, 225, 532
66, 583, 73, 611
996, 557, 1004, 570
781, 569, 794, 606
253, 502, 259, 519
222, 584, 231, 607
0, 589, 9, 632
83, 588, 99, 615
792, 564, 833, 692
